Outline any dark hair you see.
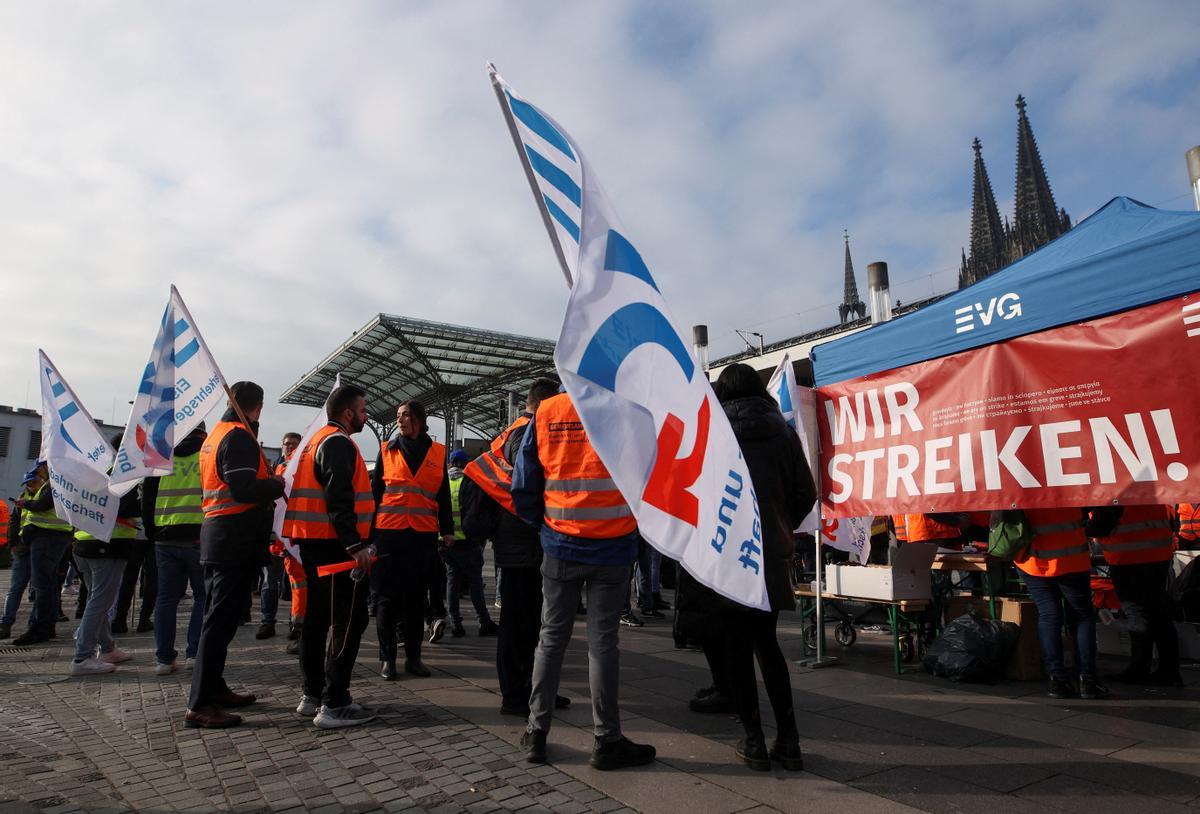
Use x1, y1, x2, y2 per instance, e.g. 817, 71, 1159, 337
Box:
281, 432, 302, 443
327, 384, 366, 421
713, 363, 771, 404
398, 400, 428, 433
526, 377, 560, 411
229, 381, 265, 412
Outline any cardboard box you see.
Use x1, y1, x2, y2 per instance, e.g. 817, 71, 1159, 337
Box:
941, 594, 1045, 681
825, 543, 936, 601
1095, 618, 1131, 657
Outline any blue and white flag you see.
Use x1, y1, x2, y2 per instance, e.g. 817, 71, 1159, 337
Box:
109, 286, 226, 496
491, 67, 768, 609
766, 352, 819, 534
37, 350, 118, 540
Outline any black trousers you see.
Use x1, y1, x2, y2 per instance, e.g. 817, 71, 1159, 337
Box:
1110, 559, 1179, 675
116, 540, 158, 627
725, 608, 798, 742
188, 563, 255, 710
299, 543, 370, 708
700, 632, 734, 698
496, 566, 543, 708
373, 532, 438, 663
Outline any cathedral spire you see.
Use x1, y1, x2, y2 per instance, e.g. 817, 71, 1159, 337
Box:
959, 138, 1007, 288
1010, 94, 1069, 260
838, 230, 866, 324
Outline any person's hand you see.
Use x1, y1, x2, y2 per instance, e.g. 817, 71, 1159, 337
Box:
14, 498, 26, 509
271, 474, 286, 487
350, 547, 373, 571
442, 534, 455, 548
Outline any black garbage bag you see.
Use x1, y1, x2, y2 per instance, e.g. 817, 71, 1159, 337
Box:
922, 611, 1020, 684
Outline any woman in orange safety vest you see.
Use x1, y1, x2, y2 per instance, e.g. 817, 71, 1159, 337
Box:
369, 400, 454, 680
1013, 506, 1108, 701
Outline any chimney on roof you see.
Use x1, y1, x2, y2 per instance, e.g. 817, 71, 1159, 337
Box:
692, 325, 709, 372
867, 262, 892, 325
1187, 145, 1200, 211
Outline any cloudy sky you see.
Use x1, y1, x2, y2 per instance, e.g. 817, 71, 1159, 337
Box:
2, 2, 1197, 447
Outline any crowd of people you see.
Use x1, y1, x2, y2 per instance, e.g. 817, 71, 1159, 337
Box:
1, 362, 1193, 774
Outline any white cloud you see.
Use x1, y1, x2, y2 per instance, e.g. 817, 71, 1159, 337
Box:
0, 1, 1196, 443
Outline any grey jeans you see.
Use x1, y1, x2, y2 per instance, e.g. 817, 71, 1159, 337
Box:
528, 554, 631, 741
74, 557, 124, 662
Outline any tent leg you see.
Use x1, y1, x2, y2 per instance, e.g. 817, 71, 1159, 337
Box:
798, 543, 838, 669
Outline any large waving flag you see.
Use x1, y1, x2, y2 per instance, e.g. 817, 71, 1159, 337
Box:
272, 374, 343, 561
37, 351, 118, 540
766, 352, 819, 534
491, 66, 768, 609
110, 286, 226, 496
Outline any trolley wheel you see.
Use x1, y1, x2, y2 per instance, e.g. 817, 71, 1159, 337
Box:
802, 623, 818, 653
834, 621, 857, 647
899, 634, 916, 663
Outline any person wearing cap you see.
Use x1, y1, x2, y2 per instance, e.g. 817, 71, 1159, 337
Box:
142, 422, 208, 676
443, 448, 498, 638
0, 466, 41, 640
185, 382, 286, 729
13, 461, 74, 647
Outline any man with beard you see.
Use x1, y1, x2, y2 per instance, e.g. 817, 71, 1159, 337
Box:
284, 384, 377, 728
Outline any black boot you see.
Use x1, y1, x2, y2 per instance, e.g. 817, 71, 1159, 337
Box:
380, 660, 397, 681
771, 711, 803, 771
1047, 673, 1077, 699
736, 709, 770, 771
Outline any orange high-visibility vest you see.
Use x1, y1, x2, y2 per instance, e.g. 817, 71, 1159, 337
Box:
282, 424, 373, 541
284, 554, 307, 622
891, 515, 909, 543
1095, 504, 1175, 566
1177, 503, 1199, 544
375, 438, 446, 533
200, 421, 271, 517
1016, 507, 1090, 578
535, 394, 636, 539
905, 514, 961, 544
463, 415, 531, 515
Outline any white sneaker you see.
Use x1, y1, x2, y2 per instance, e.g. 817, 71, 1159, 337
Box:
428, 618, 446, 644
154, 661, 177, 676
184, 657, 195, 670
313, 703, 377, 729
71, 657, 116, 676
295, 695, 320, 716
99, 647, 131, 664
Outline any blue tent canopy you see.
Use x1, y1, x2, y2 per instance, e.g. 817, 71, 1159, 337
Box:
811, 197, 1200, 386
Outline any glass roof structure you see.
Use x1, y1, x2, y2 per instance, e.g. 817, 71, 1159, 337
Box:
280, 314, 557, 442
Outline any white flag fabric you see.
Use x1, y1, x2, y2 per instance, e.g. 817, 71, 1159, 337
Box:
820, 514, 872, 564
271, 374, 343, 562
110, 286, 226, 495
38, 350, 119, 540
493, 69, 768, 610
766, 352, 819, 535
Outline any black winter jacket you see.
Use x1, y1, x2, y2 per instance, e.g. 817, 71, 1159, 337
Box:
199, 409, 284, 566
722, 396, 817, 612
459, 415, 541, 569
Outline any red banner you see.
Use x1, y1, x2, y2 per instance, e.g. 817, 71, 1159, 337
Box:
817, 296, 1200, 518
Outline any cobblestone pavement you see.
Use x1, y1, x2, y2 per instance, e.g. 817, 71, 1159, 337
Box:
1, 566, 1199, 813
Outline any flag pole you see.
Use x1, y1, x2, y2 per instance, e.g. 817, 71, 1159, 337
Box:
487, 63, 574, 289
171, 285, 272, 470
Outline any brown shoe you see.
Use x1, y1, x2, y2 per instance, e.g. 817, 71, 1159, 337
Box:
184, 706, 243, 729
214, 689, 257, 708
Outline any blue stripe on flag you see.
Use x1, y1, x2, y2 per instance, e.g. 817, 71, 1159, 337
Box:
577, 302, 694, 390
175, 338, 200, 366
507, 92, 575, 162
543, 195, 580, 242
524, 145, 581, 207
603, 230, 660, 292
174, 319, 189, 338
58, 402, 79, 421
51, 382, 66, 397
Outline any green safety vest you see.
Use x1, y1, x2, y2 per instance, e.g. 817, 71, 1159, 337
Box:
449, 474, 463, 532
75, 518, 139, 543
154, 452, 203, 527
20, 483, 73, 534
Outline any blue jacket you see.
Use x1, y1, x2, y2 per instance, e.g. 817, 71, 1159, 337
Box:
511, 410, 637, 567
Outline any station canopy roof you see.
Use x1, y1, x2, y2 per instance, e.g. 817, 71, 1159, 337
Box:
280, 314, 557, 439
